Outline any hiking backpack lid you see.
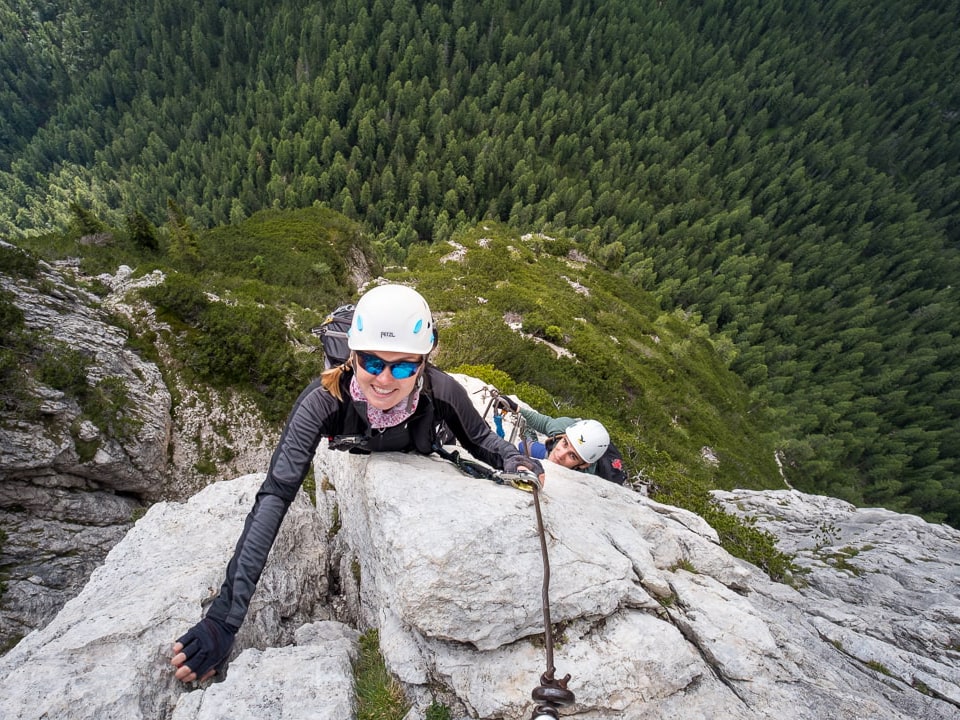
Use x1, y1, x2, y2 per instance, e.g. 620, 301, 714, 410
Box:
311, 303, 354, 368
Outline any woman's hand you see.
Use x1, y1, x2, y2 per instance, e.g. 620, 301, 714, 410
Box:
171, 641, 218, 683
170, 617, 236, 683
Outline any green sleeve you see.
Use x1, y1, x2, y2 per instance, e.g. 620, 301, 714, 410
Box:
519, 407, 576, 437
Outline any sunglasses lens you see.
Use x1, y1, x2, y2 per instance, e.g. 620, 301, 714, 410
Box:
389, 362, 420, 379
358, 353, 420, 379
358, 353, 386, 375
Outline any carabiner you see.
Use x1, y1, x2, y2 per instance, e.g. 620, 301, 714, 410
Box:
496, 470, 541, 493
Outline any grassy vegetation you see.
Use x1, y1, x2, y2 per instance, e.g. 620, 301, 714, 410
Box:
351, 632, 452, 720
424, 703, 452, 720
354, 630, 409, 720
865, 660, 892, 676
405, 224, 780, 489
6, 210, 799, 580
10, 205, 381, 424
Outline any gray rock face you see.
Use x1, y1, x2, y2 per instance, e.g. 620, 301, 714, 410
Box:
0, 474, 329, 720
0, 261, 170, 493
325, 452, 960, 720
96, 264, 280, 502
1, 255, 172, 649
712, 488, 960, 710
1, 449, 957, 720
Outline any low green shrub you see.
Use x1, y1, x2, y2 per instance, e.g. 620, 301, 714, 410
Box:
355, 630, 409, 720
83, 376, 141, 441
36, 340, 91, 396
0, 244, 40, 278
425, 702, 452, 720
141, 273, 209, 325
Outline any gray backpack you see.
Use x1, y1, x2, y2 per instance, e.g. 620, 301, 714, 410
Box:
312, 304, 354, 369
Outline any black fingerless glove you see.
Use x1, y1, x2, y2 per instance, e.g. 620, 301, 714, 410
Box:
504, 453, 543, 477
175, 616, 238, 678
497, 394, 519, 412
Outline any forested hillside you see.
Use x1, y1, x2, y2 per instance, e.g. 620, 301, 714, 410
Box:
2, 0, 958, 525
5, 211, 797, 577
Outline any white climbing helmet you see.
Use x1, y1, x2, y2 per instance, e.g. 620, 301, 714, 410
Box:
564, 419, 610, 464
348, 284, 435, 355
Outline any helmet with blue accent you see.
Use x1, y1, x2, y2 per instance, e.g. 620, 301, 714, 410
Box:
347, 284, 435, 355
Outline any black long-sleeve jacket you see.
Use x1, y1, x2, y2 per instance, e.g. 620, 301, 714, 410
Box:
205, 366, 532, 631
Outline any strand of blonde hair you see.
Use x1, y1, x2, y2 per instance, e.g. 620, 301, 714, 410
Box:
320, 354, 353, 400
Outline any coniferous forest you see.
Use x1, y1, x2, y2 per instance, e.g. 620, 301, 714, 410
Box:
1, 0, 959, 525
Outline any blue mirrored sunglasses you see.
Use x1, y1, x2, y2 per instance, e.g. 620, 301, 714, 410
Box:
356, 351, 423, 379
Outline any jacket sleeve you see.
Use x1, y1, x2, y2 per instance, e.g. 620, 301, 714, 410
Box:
429, 369, 530, 471
519, 407, 576, 437
205, 379, 340, 630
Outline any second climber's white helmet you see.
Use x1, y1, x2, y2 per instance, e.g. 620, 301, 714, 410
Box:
564, 419, 610, 464
348, 284, 435, 355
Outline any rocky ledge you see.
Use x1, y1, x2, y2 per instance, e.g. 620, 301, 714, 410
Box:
0, 446, 957, 719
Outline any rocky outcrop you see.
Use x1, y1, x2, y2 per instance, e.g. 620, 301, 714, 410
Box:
0, 254, 171, 649
0, 474, 330, 719
170, 620, 361, 720
1, 446, 957, 719
712, 488, 960, 707
94, 264, 279, 502
321, 452, 959, 720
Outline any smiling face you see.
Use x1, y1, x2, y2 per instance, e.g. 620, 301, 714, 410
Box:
353, 350, 424, 411
547, 434, 587, 469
